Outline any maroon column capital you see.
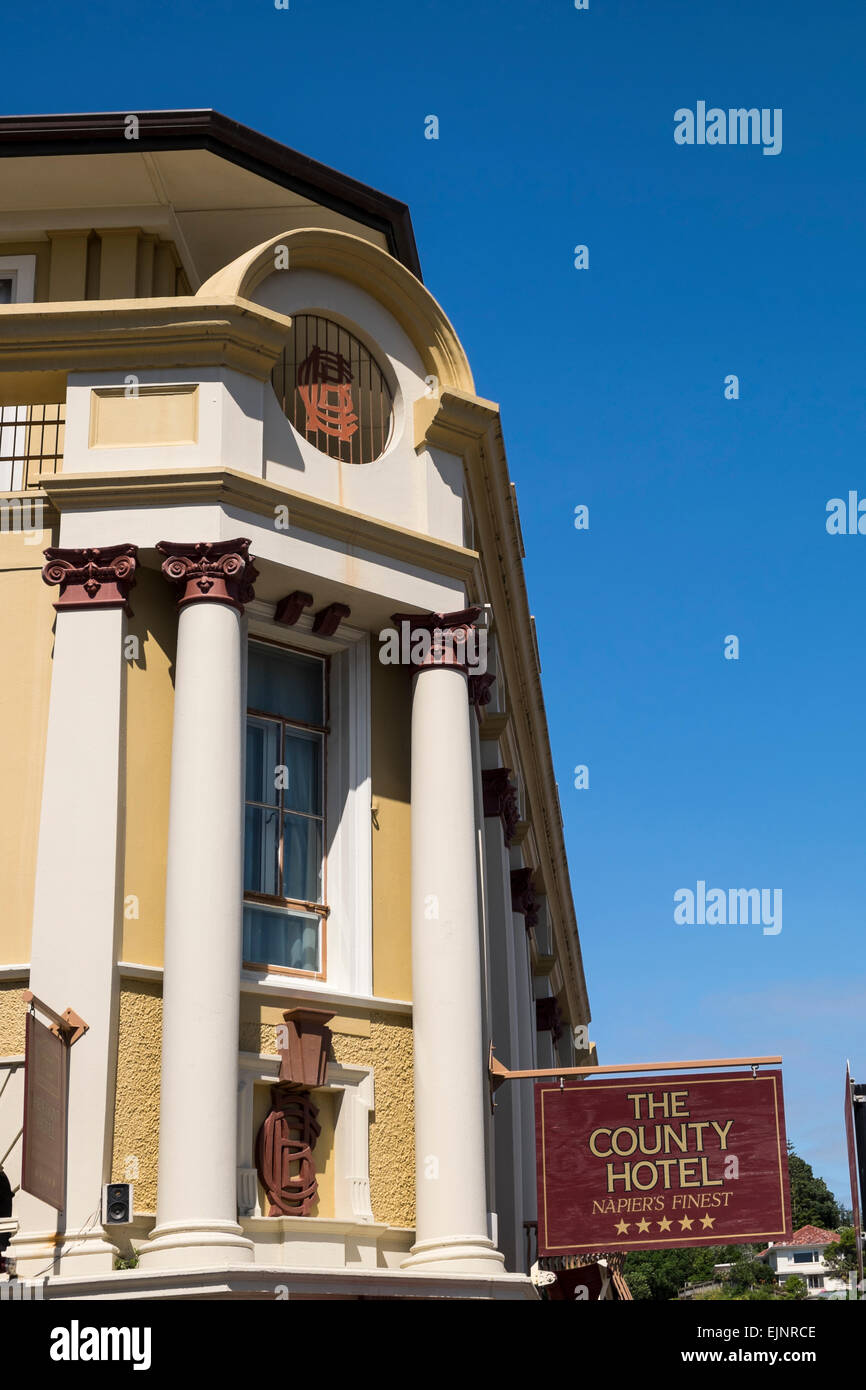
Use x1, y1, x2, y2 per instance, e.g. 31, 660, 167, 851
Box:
156, 538, 258, 613
42, 543, 138, 612
390, 606, 482, 674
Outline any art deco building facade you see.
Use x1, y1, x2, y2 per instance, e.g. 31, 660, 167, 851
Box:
0, 111, 592, 1299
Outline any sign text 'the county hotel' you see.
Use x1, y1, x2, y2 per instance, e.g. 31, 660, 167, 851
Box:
535, 1071, 792, 1254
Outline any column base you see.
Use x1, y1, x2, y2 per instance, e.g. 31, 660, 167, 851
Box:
401, 1233, 506, 1276
137, 1219, 255, 1272
8, 1226, 120, 1279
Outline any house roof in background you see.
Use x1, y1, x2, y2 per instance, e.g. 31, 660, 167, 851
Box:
757, 1224, 840, 1256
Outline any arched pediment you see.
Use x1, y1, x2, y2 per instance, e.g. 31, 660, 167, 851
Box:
196, 228, 475, 395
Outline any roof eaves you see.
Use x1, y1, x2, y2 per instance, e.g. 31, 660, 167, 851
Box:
0, 108, 422, 280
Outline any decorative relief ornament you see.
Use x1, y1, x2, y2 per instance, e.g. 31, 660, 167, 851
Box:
274, 590, 313, 626
156, 538, 258, 613
256, 1084, 322, 1218
272, 313, 393, 466
255, 1009, 334, 1218
297, 346, 359, 442
41, 543, 138, 611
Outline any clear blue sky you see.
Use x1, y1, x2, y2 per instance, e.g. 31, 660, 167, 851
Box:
6, 0, 863, 1208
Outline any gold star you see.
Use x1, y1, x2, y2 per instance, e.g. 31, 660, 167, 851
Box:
657, 1216, 672, 1232
700, 1214, 715, 1229
614, 1219, 630, 1236
636, 1218, 651, 1233
679, 1215, 693, 1230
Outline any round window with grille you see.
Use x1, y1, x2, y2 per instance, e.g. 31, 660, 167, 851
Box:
272, 314, 393, 465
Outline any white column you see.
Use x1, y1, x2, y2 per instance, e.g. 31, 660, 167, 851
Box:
140, 540, 256, 1270
481, 766, 525, 1274
11, 544, 137, 1277
400, 611, 504, 1275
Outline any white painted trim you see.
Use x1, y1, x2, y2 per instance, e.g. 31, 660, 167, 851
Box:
117, 960, 411, 1014
28, 1263, 535, 1301
246, 599, 368, 654
0, 255, 36, 304
327, 631, 372, 995
244, 606, 372, 997
117, 961, 162, 983
0, 966, 28, 981
240, 974, 408, 1012
328, 1062, 375, 1223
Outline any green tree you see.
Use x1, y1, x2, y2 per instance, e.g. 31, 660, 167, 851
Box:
626, 1269, 652, 1300
625, 1244, 753, 1300
624, 1247, 696, 1300
782, 1275, 808, 1300
728, 1256, 775, 1293
623, 1146, 842, 1299
787, 1145, 840, 1229
824, 1227, 858, 1281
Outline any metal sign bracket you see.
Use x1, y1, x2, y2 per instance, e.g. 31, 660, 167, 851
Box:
23, 990, 89, 1046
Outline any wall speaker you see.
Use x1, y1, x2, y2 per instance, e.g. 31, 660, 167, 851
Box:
102, 1182, 133, 1225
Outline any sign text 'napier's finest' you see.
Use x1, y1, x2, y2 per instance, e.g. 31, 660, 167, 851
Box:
536, 1070, 791, 1254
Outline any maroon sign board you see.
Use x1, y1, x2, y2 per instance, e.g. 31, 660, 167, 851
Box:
536, 1069, 792, 1254
21, 1011, 68, 1210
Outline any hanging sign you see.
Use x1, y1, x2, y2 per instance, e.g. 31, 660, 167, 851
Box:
536, 1069, 791, 1254
21, 1011, 68, 1211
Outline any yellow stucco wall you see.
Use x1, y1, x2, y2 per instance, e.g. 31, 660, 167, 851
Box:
110, 980, 162, 1211
0, 548, 55, 965
113, 991, 414, 1224
0, 983, 27, 1055
333, 1013, 415, 1230
248, 1001, 415, 1230
370, 658, 412, 1002
121, 567, 175, 967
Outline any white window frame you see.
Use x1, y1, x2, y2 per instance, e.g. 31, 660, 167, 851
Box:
243, 600, 372, 997
0, 255, 36, 305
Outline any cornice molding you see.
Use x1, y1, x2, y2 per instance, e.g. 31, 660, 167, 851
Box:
0, 295, 293, 380
414, 387, 499, 453
39, 468, 480, 583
